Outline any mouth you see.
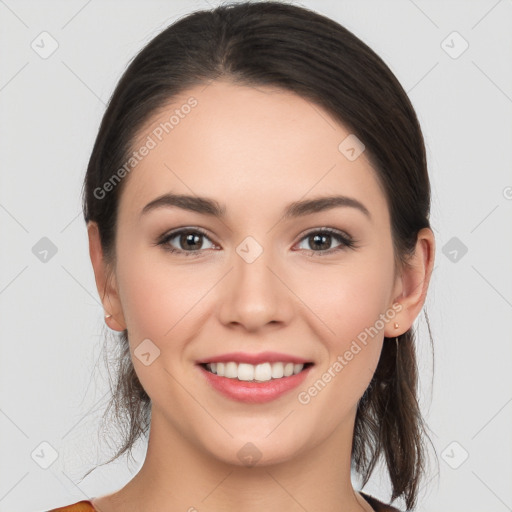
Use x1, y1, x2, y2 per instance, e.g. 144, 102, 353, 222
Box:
197, 360, 314, 403
199, 361, 315, 382
195, 351, 315, 403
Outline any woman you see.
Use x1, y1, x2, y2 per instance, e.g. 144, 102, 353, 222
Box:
47, 1, 436, 511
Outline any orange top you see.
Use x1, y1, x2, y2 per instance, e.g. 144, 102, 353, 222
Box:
47, 500, 96, 511
46, 492, 400, 511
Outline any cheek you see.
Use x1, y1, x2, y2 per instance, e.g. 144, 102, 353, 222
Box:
114, 242, 217, 356
113, 245, 204, 403
117, 261, 173, 334
299, 261, 392, 342
293, 259, 393, 398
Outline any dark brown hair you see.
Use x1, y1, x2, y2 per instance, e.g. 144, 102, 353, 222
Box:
80, 2, 437, 509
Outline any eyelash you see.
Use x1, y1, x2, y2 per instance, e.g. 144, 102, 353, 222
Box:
155, 226, 358, 258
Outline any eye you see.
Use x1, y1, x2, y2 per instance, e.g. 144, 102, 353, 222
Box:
295, 228, 356, 256
157, 227, 216, 256
156, 226, 357, 257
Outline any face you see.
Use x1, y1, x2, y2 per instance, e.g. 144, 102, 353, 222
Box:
101, 80, 405, 467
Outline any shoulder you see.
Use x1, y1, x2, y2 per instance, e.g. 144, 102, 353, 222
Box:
360, 491, 402, 512
46, 500, 96, 511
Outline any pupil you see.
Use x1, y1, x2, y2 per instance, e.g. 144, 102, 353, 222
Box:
312, 233, 330, 250
183, 233, 201, 250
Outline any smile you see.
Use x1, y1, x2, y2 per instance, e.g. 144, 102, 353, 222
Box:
197, 361, 314, 404
203, 361, 313, 381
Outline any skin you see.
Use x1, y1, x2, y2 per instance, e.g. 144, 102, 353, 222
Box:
87, 80, 435, 512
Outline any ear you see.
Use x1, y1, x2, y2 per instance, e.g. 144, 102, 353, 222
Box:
87, 221, 126, 331
384, 227, 435, 337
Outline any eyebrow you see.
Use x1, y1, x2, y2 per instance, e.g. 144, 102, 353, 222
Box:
140, 193, 371, 221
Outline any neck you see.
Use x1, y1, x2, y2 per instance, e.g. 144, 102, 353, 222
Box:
98, 406, 373, 512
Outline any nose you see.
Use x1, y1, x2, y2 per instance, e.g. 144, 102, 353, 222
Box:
217, 244, 294, 332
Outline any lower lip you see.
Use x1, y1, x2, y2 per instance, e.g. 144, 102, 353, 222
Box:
197, 364, 313, 403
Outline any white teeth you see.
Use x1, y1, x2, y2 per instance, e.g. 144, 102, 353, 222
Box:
206, 361, 306, 381
254, 362, 272, 381
225, 361, 238, 379
238, 363, 254, 381
293, 363, 304, 375
271, 362, 284, 379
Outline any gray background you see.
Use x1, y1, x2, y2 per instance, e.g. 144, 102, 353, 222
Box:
1, 1, 511, 511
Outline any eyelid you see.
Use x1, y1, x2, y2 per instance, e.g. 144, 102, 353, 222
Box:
297, 226, 352, 241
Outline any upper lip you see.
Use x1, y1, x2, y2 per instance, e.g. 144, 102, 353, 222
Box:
196, 351, 313, 365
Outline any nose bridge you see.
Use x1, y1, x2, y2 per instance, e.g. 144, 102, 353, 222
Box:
218, 234, 291, 330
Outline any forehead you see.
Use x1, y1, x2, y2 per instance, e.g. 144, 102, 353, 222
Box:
118, 80, 388, 224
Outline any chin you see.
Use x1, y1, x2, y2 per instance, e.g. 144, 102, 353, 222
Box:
203, 434, 305, 469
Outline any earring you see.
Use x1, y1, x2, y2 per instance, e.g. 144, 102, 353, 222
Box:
105, 313, 112, 319
394, 323, 400, 349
